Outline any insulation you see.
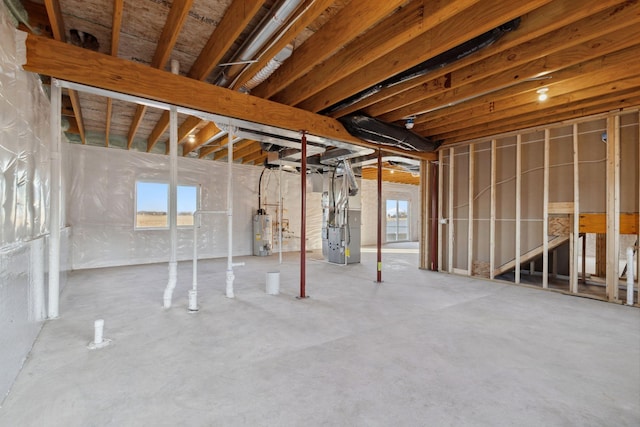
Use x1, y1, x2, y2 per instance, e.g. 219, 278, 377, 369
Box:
68, 144, 323, 269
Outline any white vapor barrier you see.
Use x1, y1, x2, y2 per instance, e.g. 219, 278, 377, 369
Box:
68, 144, 322, 269
360, 179, 421, 245
0, 14, 51, 246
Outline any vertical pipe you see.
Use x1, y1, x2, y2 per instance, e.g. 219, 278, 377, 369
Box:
31, 237, 46, 321
437, 150, 444, 271
627, 247, 635, 305
278, 160, 283, 265
377, 149, 382, 282
543, 129, 550, 289
489, 140, 496, 280
448, 147, 454, 273
48, 79, 61, 319
163, 60, 179, 309
468, 144, 474, 276
300, 131, 307, 298
226, 132, 235, 299
192, 212, 198, 292
515, 135, 521, 284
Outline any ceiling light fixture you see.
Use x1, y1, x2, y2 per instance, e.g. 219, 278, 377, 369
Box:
188, 134, 196, 144
536, 87, 549, 102
405, 117, 415, 129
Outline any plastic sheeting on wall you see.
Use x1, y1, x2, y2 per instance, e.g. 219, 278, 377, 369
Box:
0, 6, 50, 247
68, 144, 323, 269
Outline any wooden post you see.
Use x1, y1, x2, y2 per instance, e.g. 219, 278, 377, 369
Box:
571, 123, 580, 293
490, 140, 496, 280
419, 160, 431, 270
438, 150, 444, 272
448, 147, 455, 273
606, 114, 621, 301
468, 144, 475, 276
543, 129, 550, 289
515, 135, 522, 284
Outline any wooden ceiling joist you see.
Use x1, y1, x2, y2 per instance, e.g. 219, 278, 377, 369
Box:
436, 89, 640, 144
414, 42, 640, 137
381, 2, 640, 124
328, 0, 625, 119
147, 0, 265, 152
271, 0, 482, 107
252, 0, 408, 100
122, 0, 194, 150
296, 0, 554, 113
105, 0, 124, 147
182, 122, 223, 156
44, 0, 86, 144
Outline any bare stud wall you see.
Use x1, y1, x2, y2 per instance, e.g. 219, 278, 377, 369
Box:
440, 111, 639, 299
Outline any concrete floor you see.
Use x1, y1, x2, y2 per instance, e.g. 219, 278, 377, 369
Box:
1, 244, 639, 426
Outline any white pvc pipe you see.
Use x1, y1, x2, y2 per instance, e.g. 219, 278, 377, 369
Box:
163, 60, 180, 309
226, 133, 237, 298
94, 319, 104, 345
48, 79, 62, 319
627, 247, 635, 306
31, 238, 46, 321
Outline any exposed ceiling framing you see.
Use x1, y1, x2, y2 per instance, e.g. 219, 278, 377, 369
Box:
16, 0, 640, 185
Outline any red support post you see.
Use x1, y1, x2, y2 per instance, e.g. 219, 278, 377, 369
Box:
376, 149, 383, 283
300, 131, 307, 298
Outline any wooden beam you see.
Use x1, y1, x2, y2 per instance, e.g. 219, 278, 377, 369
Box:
232, 141, 261, 160
241, 148, 266, 165
67, 89, 85, 144
44, 0, 86, 144
273, 0, 481, 106
105, 98, 112, 147
178, 115, 203, 144
124, 0, 193, 150
252, 0, 408, 100
329, 0, 623, 119
188, 0, 266, 81
183, 122, 223, 156
198, 135, 228, 158
579, 214, 639, 234
24, 34, 419, 155
297, 0, 553, 113
147, 0, 264, 151
43, 0, 64, 40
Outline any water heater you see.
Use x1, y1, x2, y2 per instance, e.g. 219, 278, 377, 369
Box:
253, 210, 272, 256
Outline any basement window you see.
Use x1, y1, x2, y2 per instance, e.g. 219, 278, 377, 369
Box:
386, 199, 410, 242
135, 182, 198, 229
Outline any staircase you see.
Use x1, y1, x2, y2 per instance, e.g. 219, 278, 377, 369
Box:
493, 235, 570, 277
